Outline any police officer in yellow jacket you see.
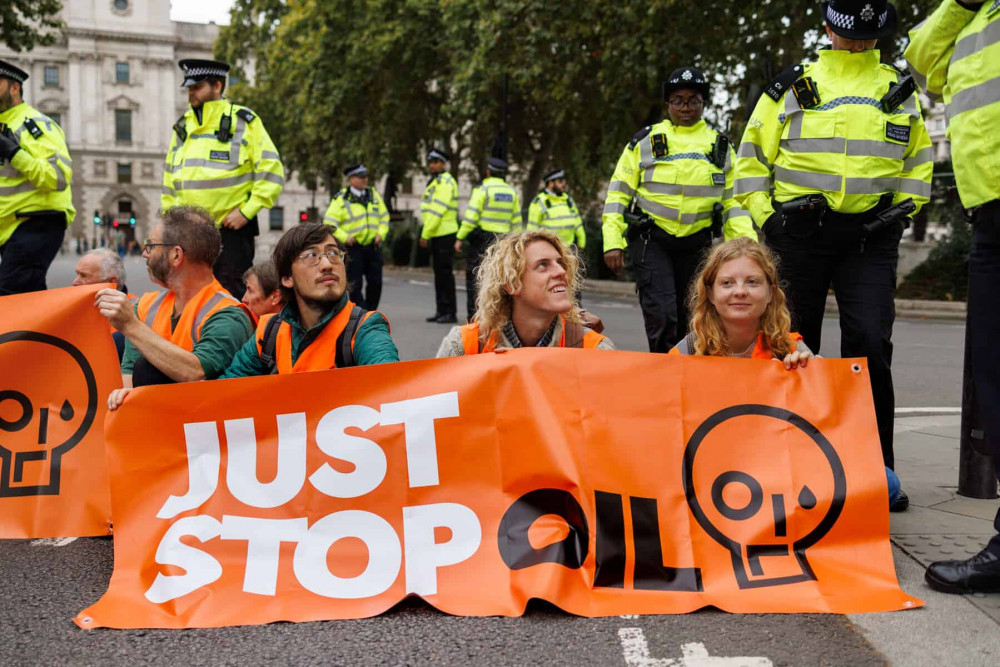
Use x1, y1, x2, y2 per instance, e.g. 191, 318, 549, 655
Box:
323, 164, 390, 310
420, 147, 459, 324
734, 0, 933, 506
603, 67, 755, 353
906, 0, 1000, 594
0, 59, 74, 295
455, 157, 522, 320
162, 59, 285, 300
528, 169, 586, 250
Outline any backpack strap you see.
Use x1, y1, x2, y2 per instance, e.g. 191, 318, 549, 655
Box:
335, 305, 367, 368
686, 333, 696, 355
258, 314, 283, 375
563, 319, 585, 348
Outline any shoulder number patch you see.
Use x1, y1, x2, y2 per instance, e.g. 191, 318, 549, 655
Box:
712, 173, 726, 186
209, 150, 231, 161
885, 122, 911, 144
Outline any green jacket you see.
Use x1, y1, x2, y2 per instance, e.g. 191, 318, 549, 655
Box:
219, 294, 398, 378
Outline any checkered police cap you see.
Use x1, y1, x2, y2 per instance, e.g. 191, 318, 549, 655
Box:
178, 59, 231, 88
0, 59, 29, 84
544, 169, 566, 182
344, 164, 368, 178
822, 0, 897, 40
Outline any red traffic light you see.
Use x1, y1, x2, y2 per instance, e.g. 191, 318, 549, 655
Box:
299, 211, 308, 222
112, 219, 119, 228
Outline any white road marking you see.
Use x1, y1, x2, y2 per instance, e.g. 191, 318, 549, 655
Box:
618, 628, 773, 667
894, 407, 961, 415
30, 537, 77, 547
407, 280, 432, 286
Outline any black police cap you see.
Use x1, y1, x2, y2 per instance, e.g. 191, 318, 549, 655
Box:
487, 157, 508, 172
343, 164, 368, 178
822, 0, 897, 40
179, 59, 231, 88
663, 67, 710, 102
0, 59, 29, 84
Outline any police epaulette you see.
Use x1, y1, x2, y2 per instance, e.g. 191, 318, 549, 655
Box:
23, 118, 43, 139
763, 63, 805, 102
628, 126, 652, 150
173, 114, 188, 143
235, 108, 256, 124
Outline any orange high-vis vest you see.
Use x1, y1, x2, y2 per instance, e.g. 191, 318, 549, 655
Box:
460, 315, 605, 355
254, 301, 382, 373
136, 279, 241, 351
668, 332, 803, 358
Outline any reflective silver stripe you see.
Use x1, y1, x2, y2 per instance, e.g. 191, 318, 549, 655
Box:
143, 291, 169, 327
641, 181, 683, 196
639, 136, 653, 168
479, 215, 515, 225
903, 147, 934, 171
178, 158, 239, 171
947, 76, 1000, 117
608, 179, 636, 197
603, 201, 627, 216
898, 178, 932, 198
261, 150, 281, 161
323, 216, 338, 225
0, 164, 18, 178
787, 112, 804, 140
684, 185, 724, 198
255, 171, 284, 185
54, 154, 72, 168
780, 137, 846, 154
952, 17, 1000, 65
421, 208, 443, 219
49, 157, 68, 191
538, 222, 581, 230
542, 213, 580, 222
725, 207, 751, 221
774, 165, 842, 191
0, 181, 36, 196
162, 186, 176, 197
174, 172, 255, 191
845, 140, 906, 160
737, 141, 771, 168
188, 133, 218, 140
723, 188, 733, 199
190, 292, 238, 342
636, 196, 681, 222
733, 176, 771, 195
909, 67, 928, 93
843, 177, 898, 195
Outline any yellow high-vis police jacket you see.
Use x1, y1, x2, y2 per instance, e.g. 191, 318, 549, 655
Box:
905, 0, 1000, 209
323, 187, 390, 246
0, 103, 74, 246
161, 98, 285, 226
734, 49, 933, 227
602, 119, 754, 252
527, 190, 586, 249
420, 171, 459, 239
456, 176, 522, 240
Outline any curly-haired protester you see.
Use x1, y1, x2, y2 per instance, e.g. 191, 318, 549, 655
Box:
437, 230, 614, 356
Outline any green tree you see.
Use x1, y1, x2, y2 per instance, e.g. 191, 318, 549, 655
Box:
1, 0, 63, 52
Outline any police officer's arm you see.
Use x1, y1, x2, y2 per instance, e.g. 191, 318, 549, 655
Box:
574, 213, 587, 250
323, 196, 351, 244
721, 144, 758, 241
8, 122, 72, 193
239, 117, 285, 221
512, 191, 523, 232
526, 197, 543, 230
218, 328, 270, 379
373, 190, 390, 241
895, 94, 935, 213
420, 179, 443, 240
904, 0, 979, 101
456, 186, 486, 241
602, 144, 641, 253
733, 94, 784, 228
352, 313, 400, 365
162, 134, 179, 211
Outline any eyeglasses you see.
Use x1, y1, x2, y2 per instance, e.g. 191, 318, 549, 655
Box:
296, 249, 346, 266
142, 239, 181, 253
668, 98, 704, 109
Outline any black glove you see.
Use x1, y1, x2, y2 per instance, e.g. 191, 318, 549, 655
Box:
0, 127, 20, 161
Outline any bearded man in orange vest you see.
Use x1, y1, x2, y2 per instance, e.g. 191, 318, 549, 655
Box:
96, 206, 253, 409
437, 230, 614, 356
219, 222, 398, 377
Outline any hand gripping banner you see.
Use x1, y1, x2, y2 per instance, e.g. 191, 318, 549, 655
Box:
0, 285, 120, 538
77, 350, 921, 628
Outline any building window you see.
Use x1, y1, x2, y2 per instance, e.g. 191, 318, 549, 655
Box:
48, 113, 62, 127
115, 109, 132, 143
116, 62, 130, 84
113, 0, 129, 10
117, 163, 132, 184
268, 207, 284, 231
44, 67, 59, 87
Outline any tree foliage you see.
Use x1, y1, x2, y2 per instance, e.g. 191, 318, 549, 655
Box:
217, 0, 942, 206
1, 0, 63, 52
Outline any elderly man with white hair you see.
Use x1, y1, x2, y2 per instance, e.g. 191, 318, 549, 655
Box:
73, 248, 129, 359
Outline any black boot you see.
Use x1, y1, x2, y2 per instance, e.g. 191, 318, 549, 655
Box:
925, 548, 1000, 594
426, 313, 442, 322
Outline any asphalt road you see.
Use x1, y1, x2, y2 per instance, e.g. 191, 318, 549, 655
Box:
0, 253, 965, 666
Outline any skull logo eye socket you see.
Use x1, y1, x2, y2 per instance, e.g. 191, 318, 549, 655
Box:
0, 390, 32, 433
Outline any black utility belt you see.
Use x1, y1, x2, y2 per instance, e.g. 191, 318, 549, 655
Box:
628, 223, 711, 249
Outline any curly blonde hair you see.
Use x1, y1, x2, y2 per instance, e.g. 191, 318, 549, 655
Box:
473, 230, 582, 344
687, 237, 795, 358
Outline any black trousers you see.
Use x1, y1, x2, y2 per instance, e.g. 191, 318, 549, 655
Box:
464, 230, 499, 321
968, 203, 1000, 556
765, 214, 901, 470
214, 218, 258, 300
0, 214, 66, 296
347, 242, 384, 310
631, 226, 712, 353
430, 233, 457, 317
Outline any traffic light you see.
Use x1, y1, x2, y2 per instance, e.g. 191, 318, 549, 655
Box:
299, 210, 308, 223
129, 215, 136, 227
112, 219, 120, 228
93, 210, 101, 226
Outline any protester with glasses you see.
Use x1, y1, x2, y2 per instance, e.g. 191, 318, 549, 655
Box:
96, 206, 253, 408
602, 66, 755, 354
220, 222, 398, 377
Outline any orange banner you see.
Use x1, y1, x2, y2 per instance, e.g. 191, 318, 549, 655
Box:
0, 284, 120, 538
77, 350, 920, 628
